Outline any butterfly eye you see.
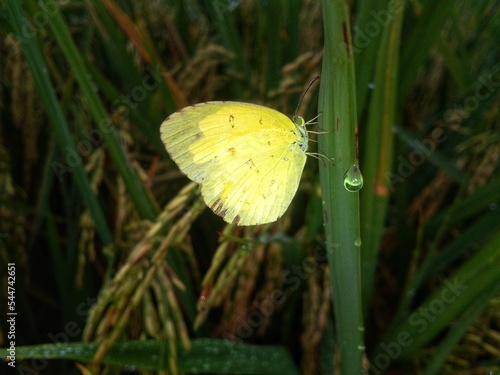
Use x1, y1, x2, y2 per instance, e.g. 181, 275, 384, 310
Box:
292, 115, 305, 127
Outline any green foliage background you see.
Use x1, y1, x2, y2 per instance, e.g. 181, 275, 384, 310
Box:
1, 0, 499, 374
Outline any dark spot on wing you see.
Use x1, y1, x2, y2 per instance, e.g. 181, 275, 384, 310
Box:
233, 215, 241, 224
228, 147, 236, 156
246, 158, 259, 173
229, 114, 235, 128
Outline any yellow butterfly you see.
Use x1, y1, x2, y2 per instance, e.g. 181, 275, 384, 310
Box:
160, 102, 308, 226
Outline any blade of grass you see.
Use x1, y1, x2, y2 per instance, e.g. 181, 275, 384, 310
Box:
354, 0, 387, 118
17, 0, 197, 327
96, 0, 184, 111
205, 1, 251, 98
360, 0, 406, 312
399, 0, 455, 98
263, 1, 283, 94
318, 1, 364, 373
414, 207, 500, 293
29, 136, 57, 250
428, 178, 500, 232
34, 0, 158, 220
284, 0, 301, 62
394, 126, 466, 182
5, 0, 113, 245
423, 282, 500, 375
4, 339, 300, 374
88, 0, 143, 85
85, 62, 163, 149
378, 228, 500, 358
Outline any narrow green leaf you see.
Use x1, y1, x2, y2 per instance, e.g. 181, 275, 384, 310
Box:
3, 340, 299, 375
36, 0, 158, 220
5, 0, 113, 245
399, 0, 455, 97
377, 229, 500, 358
423, 283, 500, 375
360, 0, 406, 312
319, 1, 364, 373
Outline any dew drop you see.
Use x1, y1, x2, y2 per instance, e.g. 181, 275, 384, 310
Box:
368, 82, 375, 89
343, 164, 364, 192
354, 237, 362, 247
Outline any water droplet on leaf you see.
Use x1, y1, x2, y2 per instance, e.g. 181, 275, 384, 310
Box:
344, 164, 364, 192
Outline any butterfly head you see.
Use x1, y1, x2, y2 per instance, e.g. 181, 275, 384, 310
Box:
293, 115, 309, 152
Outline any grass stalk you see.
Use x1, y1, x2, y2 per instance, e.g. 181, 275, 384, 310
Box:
4, 339, 299, 374
399, 0, 455, 98
359, 0, 406, 311
38, 0, 159, 220
6, 0, 113, 245
378, 228, 500, 358
319, 1, 364, 373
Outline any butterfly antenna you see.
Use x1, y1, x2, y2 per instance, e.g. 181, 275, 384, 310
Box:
294, 75, 321, 119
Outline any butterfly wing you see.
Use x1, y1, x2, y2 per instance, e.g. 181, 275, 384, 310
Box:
160, 102, 307, 225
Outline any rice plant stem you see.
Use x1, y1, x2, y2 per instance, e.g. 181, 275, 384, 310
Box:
319, 1, 364, 373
